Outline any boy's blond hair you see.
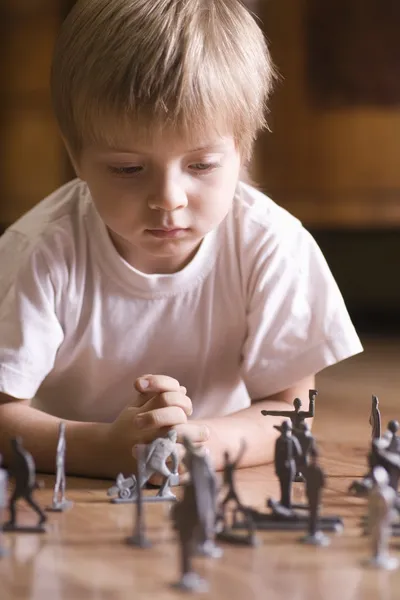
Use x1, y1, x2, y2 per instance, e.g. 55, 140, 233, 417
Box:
51, 0, 275, 162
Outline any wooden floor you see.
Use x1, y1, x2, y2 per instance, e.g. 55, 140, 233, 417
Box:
1, 335, 400, 600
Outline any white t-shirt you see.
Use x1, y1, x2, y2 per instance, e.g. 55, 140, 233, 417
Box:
0, 179, 362, 421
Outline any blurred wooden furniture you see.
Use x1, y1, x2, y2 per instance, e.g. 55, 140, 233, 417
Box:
253, 1, 400, 228
0, 0, 73, 227
0, 337, 399, 599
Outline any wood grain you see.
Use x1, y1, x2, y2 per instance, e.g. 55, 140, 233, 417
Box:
0, 336, 399, 599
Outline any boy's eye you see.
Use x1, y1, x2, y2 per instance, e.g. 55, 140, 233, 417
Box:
189, 162, 220, 173
107, 165, 143, 176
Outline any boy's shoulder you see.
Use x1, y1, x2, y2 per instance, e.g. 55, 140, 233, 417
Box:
233, 181, 304, 248
5, 179, 86, 243
0, 179, 89, 287
0, 179, 88, 259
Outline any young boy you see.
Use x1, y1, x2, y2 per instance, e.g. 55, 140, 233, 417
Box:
0, 0, 362, 479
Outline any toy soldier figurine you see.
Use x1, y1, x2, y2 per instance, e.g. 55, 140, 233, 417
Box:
293, 422, 315, 482
273, 420, 302, 509
47, 422, 72, 512
300, 445, 330, 546
108, 429, 180, 502
126, 444, 151, 549
171, 437, 221, 593
0, 455, 8, 556
142, 429, 179, 497
219, 439, 247, 528
4, 437, 47, 532
369, 395, 381, 440
181, 437, 222, 558
261, 389, 317, 430
364, 466, 398, 570
385, 420, 400, 454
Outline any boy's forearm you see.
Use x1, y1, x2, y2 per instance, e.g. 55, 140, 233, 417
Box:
0, 400, 113, 478
197, 399, 312, 471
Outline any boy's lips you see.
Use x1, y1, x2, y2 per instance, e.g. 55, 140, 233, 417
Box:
145, 227, 189, 239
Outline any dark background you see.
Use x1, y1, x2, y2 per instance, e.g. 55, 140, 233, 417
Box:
1, 0, 400, 333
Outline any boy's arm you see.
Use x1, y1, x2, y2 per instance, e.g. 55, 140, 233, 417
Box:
193, 375, 315, 471
0, 393, 114, 478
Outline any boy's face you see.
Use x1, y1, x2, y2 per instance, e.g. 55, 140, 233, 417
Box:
77, 128, 241, 274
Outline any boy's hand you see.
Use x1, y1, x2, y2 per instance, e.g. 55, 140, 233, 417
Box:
106, 374, 209, 474
134, 374, 210, 446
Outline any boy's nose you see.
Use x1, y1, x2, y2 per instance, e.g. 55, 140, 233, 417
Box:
148, 181, 188, 212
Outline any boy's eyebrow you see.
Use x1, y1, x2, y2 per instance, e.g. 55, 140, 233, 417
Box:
97, 142, 229, 156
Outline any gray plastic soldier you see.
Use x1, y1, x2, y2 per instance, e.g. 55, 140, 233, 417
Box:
47, 422, 72, 512
261, 389, 317, 430
4, 437, 47, 532
300, 445, 330, 546
293, 421, 315, 482
126, 444, 151, 549
0, 455, 8, 556
273, 420, 302, 509
108, 429, 180, 502
138, 430, 179, 498
364, 466, 398, 570
369, 395, 381, 440
385, 420, 400, 454
171, 437, 221, 593
181, 438, 222, 558
219, 439, 247, 528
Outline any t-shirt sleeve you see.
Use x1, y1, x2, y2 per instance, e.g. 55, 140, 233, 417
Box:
0, 231, 64, 399
240, 222, 363, 400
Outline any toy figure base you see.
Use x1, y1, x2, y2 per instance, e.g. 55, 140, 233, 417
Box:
363, 556, 399, 570
172, 572, 209, 593
299, 531, 330, 546
125, 534, 152, 549
196, 540, 223, 558
233, 507, 343, 532
348, 479, 371, 497
216, 528, 260, 547
111, 495, 176, 504
46, 500, 73, 512
3, 523, 46, 533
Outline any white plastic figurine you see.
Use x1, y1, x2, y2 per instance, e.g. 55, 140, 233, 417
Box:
365, 465, 398, 570
47, 422, 72, 511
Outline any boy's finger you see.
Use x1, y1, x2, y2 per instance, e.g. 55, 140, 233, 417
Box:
173, 422, 210, 444
135, 406, 188, 430
134, 374, 184, 394
133, 376, 186, 406
140, 391, 193, 416
137, 385, 187, 406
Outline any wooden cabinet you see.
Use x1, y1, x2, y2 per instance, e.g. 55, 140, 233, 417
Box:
252, 0, 400, 228
0, 1, 69, 226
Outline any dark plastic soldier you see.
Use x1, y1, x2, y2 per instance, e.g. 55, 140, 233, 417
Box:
171, 437, 221, 593
219, 439, 247, 528
300, 445, 330, 546
369, 395, 381, 440
181, 437, 222, 559
273, 420, 302, 509
4, 437, 47, 531
126, 444, 151, 549
0, 455, 8, 556
261, 389, 317, 430
294, 421, 315, 482
385, 420, 400, 454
